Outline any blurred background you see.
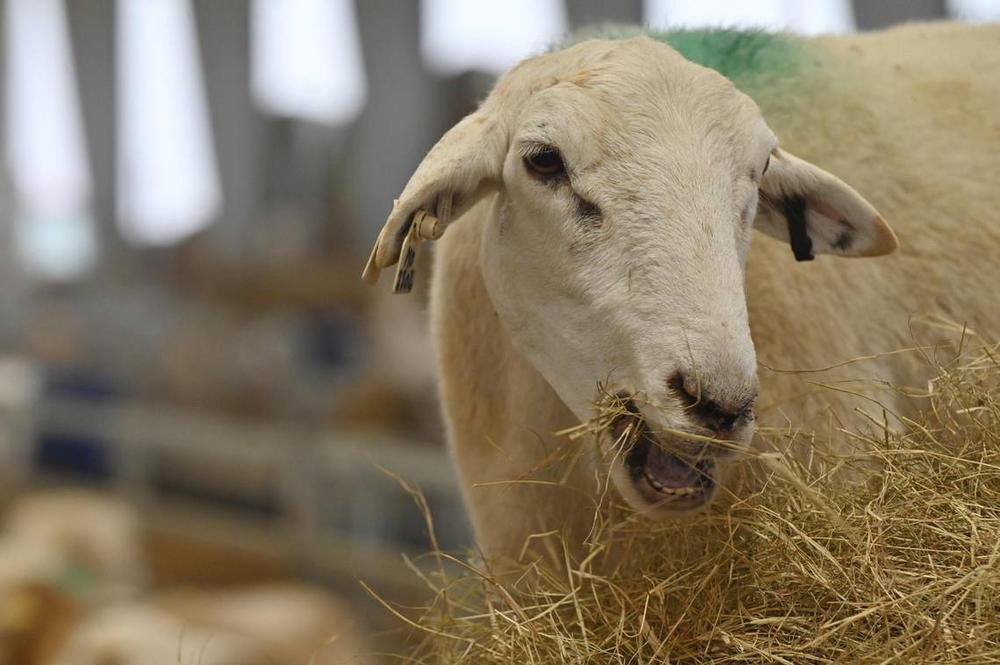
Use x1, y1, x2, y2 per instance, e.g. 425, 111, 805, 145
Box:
0, 0, 996, 662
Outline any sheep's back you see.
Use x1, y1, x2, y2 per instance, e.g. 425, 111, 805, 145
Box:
743, 22, 1000, 433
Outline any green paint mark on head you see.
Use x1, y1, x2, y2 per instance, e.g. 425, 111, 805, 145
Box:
656, 29, 803, 91
564, 27, 809, 96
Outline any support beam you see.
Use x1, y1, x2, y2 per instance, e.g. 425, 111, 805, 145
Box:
0, 0, 27, 344
565, 0, 643, 28
65, 0, 126, 272
192, 0, 265, 258
851, 0, 947, 30
351, 0, 444, 249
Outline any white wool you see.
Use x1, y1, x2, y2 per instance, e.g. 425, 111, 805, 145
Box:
365, 22, 1000, 565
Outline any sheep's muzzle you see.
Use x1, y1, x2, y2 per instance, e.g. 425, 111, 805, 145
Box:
612, 402, 717, 510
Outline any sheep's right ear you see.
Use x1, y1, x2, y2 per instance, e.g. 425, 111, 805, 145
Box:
361, 110, 506, 289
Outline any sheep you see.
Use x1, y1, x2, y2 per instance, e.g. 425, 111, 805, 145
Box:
44, 603, 262, 665
0, 540, 82, 665
2, 490, 146, 601
47, 583, 372, 665
0, 491, 369, 664
363, 22, 1000, 566
0, 491, 146, 664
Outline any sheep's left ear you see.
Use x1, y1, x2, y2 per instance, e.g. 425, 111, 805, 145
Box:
755, 148, 898, 260
361, 108, 507, 289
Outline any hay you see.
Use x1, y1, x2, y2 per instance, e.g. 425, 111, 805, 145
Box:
388, 343, 1000, 664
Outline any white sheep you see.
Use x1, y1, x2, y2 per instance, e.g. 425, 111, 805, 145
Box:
47, 583, 372, 665
0, 491, 369, 664
2, 490, 146, 600
364, 22, 1000, 565
45, 603, 262, 665
0, 491, 145, 664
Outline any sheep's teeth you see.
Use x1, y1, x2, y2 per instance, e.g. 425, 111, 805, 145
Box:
645, 472, 701, 496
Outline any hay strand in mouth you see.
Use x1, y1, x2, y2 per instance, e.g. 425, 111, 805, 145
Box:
389, 345, 1000, 664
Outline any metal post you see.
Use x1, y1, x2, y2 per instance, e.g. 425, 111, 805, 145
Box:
65, 0, 127, 274
350, 0, 445, 249
851, 0, 947, 30
565, 0, 644, 29
192, 0, 266, 258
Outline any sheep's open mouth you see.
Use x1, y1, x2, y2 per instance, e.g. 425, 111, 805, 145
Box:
611, 404, 716, 509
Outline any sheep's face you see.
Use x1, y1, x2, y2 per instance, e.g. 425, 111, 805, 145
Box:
482, 40, 772, 516
367, 36, 896, 517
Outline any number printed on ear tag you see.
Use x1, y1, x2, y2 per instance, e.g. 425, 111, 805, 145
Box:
392, 225, 420, 294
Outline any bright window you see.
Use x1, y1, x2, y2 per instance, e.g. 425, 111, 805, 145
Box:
4, 0, 97, 280
949, 0, 1000, 21
252, 0, 367, 125
117, 0, 221, 246
645, 0, 855, 35
421, 0, 568, 75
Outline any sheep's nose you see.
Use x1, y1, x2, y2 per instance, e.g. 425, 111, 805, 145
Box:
667, 372, 757, 435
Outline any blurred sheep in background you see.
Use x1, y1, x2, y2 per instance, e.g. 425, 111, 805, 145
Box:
50, 584, 371, 665
0, 490, 372, 665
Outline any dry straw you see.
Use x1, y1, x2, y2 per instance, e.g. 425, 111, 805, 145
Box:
385, 340, 1000, 664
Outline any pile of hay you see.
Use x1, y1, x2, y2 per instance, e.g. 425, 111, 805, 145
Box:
387, 345, 1000, 663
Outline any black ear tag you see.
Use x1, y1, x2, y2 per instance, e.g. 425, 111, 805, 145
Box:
391, 210, 442, 294
392, 224, 420, 294
783, 195, 815, 262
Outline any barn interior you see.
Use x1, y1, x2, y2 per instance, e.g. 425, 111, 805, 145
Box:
0, 1, 995, 663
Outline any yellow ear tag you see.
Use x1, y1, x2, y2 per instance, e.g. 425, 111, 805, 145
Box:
392, 210, 442, 294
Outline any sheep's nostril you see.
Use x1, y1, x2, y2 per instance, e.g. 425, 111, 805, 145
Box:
718, 413, 739, 432
667, 372, 699, 407
668, 371, 755, 435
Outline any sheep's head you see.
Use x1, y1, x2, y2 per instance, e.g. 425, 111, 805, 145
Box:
365, 36, 897, 516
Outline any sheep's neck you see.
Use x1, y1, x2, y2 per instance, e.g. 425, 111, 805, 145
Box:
431, 199, 599, 567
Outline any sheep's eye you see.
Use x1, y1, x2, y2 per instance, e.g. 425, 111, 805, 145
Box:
524, 147, 565, 178
762, 155, 771, 175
